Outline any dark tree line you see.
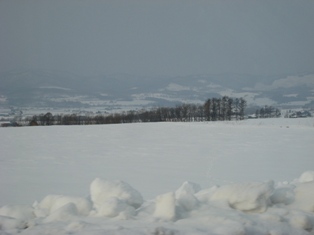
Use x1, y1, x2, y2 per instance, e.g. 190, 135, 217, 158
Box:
204, 97, 247, 121
255, 106, 281, 118
28, 96, 247, 126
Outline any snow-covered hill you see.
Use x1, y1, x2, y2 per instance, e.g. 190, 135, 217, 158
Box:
0, 118, 313, 234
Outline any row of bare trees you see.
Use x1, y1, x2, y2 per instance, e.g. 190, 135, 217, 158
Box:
255, 106, 281, 118
204, 97, 247, 121
29, 96, 247, 126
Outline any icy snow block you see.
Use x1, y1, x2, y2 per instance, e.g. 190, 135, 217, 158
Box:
290, 182, 314, 212
90, 178, 143, 210
210, 181, 274, 212
175, 182, 200, 211
176, 192, 199, 212
44, 203, 79, 222
96, 197, 136, 218
288, 211, 313, 231
175, 181, 201, 197
0, 205, 35, 221
194, 186, 219, 204
0, 215, 27, 230
154, 192, 177, 221
36, 195, 92, 216
270, 187, 294, 205
299, 171, 314, 183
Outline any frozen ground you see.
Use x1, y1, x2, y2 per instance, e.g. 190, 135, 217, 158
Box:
0, 118, 313, 234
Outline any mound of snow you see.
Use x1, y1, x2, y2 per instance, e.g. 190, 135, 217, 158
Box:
287, 210, 313, 231
175, 181, 201, 196
290, 182, 314, 212
0, 205, 35, 220
175, 181, 200, 212
270, 186, 295, 205
34, 195, 92, 217
90, 178, 143, 217
299, 171, 314, 183
94, 197, 136, 218
210, 181, 274, 212
44, 203, 79, 222
0, 215, 27, 230
153, 192, 177, 221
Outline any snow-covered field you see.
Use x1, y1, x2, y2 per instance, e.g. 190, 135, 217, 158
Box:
0, 118, 313, 234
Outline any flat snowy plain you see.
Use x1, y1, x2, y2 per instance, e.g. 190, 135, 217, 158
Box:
0, 118, 313, 234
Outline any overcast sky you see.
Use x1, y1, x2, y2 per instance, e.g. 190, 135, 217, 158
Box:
1, 0, 314, 77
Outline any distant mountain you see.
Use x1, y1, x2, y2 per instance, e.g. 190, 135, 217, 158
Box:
0, 69, 313, 111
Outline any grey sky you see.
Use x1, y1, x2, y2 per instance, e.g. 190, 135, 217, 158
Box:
1, 0, 314, 77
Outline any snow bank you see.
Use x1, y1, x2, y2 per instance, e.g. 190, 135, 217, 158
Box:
1, 173, 314, 234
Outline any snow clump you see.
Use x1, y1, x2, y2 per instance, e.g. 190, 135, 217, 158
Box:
175, 181, 201, 212
90, 178, 143, 218
299, 171, 314, 183
290, 182, 314, 212
153, 192, 177, 221
34, 195, 92, 217
0, 205, 35, 221
43, 202, 79, 222
210, 181, 274, 212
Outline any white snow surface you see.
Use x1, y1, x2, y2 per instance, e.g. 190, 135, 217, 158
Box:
0, 118, 313, 234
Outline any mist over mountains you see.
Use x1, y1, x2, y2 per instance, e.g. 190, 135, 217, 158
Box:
1, 70, 313, 112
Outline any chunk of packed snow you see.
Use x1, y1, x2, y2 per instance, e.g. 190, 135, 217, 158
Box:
43, 202, 79, 222
287, 210, 313, 231
175, 181, 201, 197
210, 181, 274, 212
176, 192, 199, 213
94, 197, 136, 218
153, 192, 177, 221
194, 185, 219, 203
90, 178, 143, 217
0, 205, 34, 221
175, 182, 200, 212
0, 215, 27, 230
290, 182, 314, 212
270, 187, 295, 205
299, 171, 314, 183
35, 195, 92, 217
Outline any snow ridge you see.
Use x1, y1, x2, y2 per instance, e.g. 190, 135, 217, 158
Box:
1, 173, 314, 235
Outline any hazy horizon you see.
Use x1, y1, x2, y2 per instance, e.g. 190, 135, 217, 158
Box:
1, 0, 314, 79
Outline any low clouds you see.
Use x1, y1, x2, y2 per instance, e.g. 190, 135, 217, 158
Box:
255, 74, 314, 91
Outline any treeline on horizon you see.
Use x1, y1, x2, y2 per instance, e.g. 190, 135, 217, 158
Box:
28, 96, 248, 126
255, 106, 281, 118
